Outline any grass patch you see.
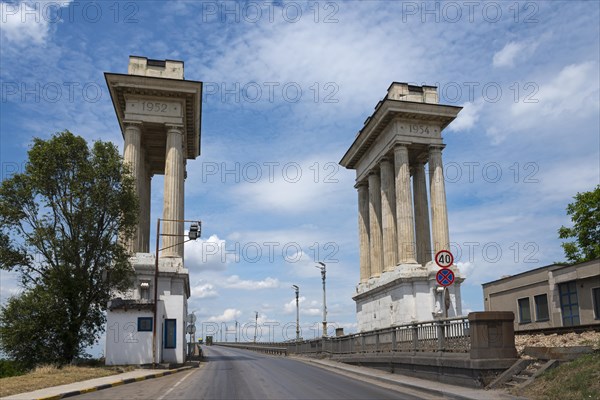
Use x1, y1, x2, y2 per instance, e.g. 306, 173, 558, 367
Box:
518, 352, 600, 400
0, 364, 135, 397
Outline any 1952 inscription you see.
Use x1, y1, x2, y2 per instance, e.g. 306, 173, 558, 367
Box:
141, 101, 168, 113
126, 98, 182, 118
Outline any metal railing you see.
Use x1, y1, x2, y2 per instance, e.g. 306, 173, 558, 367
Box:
227, 317, 470, 357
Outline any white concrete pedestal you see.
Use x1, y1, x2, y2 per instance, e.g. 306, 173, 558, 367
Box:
353, 262, 464, 332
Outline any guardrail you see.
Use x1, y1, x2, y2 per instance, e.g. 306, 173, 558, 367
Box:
226, 317, 470, 356
215, 342, 288, 356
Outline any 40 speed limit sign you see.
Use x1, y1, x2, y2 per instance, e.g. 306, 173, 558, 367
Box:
435, 250, 454, 268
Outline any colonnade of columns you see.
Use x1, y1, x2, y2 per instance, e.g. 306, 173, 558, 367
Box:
357, 144, 449, 283
123, 122, 185, 258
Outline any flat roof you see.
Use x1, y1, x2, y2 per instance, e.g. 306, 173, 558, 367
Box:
481, 258, 600, 287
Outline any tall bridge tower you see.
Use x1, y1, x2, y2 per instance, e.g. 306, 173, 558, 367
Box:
340, 83, 464, 331
104, 56, 202, 364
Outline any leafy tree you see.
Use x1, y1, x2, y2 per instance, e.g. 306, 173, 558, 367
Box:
558, 185, 600, 264
0, 131, 138, 366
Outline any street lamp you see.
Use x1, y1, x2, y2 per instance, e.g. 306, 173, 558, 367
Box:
152, 218, 201, 366
315, 262, 327, 337
253, 311, 258, 343
292, 285, 300, 341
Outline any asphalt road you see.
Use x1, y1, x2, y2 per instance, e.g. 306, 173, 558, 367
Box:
72, 345, 432, 399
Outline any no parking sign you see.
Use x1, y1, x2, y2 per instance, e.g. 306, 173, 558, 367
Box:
436, 268, 455, 287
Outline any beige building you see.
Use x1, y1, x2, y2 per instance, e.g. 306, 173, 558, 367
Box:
482, 259, 600, 331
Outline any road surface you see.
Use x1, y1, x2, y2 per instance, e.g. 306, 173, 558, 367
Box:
73, 345, 433, 399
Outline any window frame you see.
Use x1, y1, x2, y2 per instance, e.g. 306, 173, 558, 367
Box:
517, 297, 532, 324
592, 287, 600, 320
137, 317, 153, 332
534, 294, 550, 322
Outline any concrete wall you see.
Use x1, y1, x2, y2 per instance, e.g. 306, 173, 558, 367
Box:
105, 309, 154, 365
159, 294, 187, 364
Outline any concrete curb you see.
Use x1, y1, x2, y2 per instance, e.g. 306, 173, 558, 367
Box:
293, 357, 521, 400
34, 365, 198, 400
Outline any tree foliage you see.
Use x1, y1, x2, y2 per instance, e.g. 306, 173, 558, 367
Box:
0, 131, 138, 366
558, 185, 600, 264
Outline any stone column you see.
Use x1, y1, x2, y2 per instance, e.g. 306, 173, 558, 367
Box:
140, 156, 152, 253
162, 125, 185, 258
394, 144, 417, 264
123, 121, 143, 253
356, 182, 371, 283
429, 145, 450, 254
413, 160, 432, 265
368, 171, 384, 278
379, 158, 398, 271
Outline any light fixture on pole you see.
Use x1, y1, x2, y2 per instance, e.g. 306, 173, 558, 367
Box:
315, 262, 327, 337
292, 285, 300, 341
152, 218, 201, 367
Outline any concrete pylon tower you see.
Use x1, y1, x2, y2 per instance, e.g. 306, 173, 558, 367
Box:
340, 83, 464, 331
104, 56, 202, 365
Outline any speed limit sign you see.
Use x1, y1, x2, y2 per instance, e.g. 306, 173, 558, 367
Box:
435, 250, 454, 268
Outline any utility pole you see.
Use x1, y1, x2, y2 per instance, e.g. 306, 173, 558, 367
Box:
315, 262, 327, 337
253, 311, 258, 343
292, 285, 300, 341
235, 320, 238, 343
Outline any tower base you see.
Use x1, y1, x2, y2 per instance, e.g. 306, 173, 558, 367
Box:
353, 262, 463, 332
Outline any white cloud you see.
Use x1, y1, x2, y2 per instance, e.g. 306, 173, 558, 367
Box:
448, 100, 484, 132
191, 281, 218, 299
493, 41, 527, 68
0, 1, 73, 45
221, 275, 280, 290
185, 234, 228, 271
283, 296, 320, 316
207, 308, 242, 322
511, 61, 600, 121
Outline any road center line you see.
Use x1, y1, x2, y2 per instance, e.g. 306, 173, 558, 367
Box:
156, 370, 196, 400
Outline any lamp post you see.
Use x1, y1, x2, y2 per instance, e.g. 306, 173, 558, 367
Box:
235, 320, 238, 343
315, 262, 327, 337
292, 285, 300, 341
253, 311, 258, 343
152, 218, 201, 367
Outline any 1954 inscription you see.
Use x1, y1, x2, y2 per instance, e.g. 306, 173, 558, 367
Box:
399, 124, 438, 135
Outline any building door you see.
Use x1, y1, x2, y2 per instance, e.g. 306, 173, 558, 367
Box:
164, 319, 177, 349
559, 281, 580, 326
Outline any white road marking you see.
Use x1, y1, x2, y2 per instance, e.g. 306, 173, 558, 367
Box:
156, 370, 196, 400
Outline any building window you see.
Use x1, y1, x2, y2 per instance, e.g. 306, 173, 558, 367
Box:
140, 281, 150, 301
518, 297, 531, 323
138, 317, 153, 332
593, 287, 600, 320
164, 319, 176, 349
534, 294, 549, 321
559, 281, 580, 326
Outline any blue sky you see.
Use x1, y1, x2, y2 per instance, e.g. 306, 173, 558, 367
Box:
1, 1, 599, 351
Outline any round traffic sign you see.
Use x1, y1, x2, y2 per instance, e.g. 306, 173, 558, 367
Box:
435, 250, 454, 268
186, 324, 196, 334
436, 268, 455, 286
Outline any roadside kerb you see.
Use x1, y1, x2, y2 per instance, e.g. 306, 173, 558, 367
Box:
1, 365, 199, 400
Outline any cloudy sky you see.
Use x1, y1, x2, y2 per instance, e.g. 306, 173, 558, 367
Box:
1, 1, 599, 351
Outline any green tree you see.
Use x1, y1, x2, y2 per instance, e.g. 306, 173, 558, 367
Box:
558, 185, 600, 264
0, 131, 138, 366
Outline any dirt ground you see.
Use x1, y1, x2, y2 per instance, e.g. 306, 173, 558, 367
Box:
515, 331, 600, 355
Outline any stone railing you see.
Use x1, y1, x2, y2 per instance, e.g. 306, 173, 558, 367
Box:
216, 312, 517, 360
